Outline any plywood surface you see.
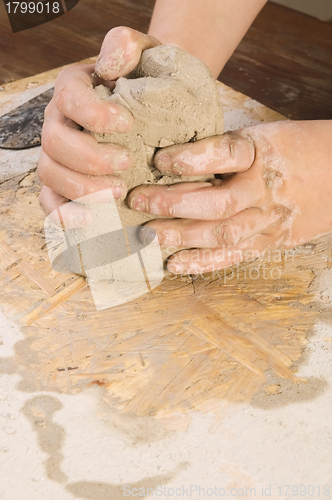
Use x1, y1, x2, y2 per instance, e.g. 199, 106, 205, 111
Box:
0, 64, 331, 424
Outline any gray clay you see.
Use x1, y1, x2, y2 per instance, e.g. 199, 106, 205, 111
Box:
93, 44, 224, 227
60, 45, 224, 279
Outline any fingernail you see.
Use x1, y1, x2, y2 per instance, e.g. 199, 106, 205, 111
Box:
155, 154, 171, 171
172, 162, 186, 174
226, 135, 255, 168
229, 141, 236, 158
95, 56, 106, 70
156, 155, 186, 175
108, 106, 119, 115
115, 153, 131, 171
95, 50, 125, 78
116, 112, 133, 133
139, 226, 157, 245
107, 108, 133, 133
112, 185, 126, 199
131, 194, 148, 212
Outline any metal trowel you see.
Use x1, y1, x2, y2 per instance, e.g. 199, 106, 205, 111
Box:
0, 88, 54, 150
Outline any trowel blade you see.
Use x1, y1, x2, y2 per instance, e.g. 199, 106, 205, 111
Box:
0, 88, 54, 150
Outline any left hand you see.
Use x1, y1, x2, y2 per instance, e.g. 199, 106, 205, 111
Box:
38, 27, 160, 227
127, 120, 332, 274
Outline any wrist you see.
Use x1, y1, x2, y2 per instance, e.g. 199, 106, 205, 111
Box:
148, 0, 267, 79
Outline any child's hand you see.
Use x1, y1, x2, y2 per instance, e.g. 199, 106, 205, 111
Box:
38, 27, 160, 226
127, 120, 332, 273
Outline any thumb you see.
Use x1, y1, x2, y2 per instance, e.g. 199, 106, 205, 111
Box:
95, 26, 161, 81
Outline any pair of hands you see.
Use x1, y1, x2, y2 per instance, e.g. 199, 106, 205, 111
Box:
39, 27, 332, 274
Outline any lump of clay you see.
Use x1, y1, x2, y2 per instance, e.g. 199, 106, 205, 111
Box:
56, 45, 224, 280
93, 44, 224, 227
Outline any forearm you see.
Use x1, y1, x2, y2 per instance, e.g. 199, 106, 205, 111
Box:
148, 0, 267, 78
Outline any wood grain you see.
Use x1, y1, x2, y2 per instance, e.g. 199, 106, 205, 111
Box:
0, 72, 329, 423
0, 167, 324, 423
221, 2, 332, 120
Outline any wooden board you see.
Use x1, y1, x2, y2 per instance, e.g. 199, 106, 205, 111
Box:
1, 64, 331, 427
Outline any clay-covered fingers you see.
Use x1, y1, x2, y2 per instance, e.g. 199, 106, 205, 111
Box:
53, 64, 134, 134
166, 234, 276, 274
141, 208, 278, 249
38, 149, 127, 203
128, 176, 264, 220
95, 27, 161, 81
39, 100, 129, 204
42, 100, 132, 176
155, 132, 255, 176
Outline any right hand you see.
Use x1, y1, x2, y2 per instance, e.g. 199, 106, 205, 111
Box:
38, 27, 160, 227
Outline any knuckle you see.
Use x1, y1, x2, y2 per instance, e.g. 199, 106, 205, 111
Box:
87, 150, 106, 175
57, 66, 70, 79
178, 232, 185, 248
40, 121, 50, 150
43, 101, 53, 119
164, 198, 176, 217
99, 152, 118, 175
213, 222, 240, 246
213, 222, 227, 246
224, 224, 241, 246
273, 204, 292, 223
257, 176, 269, 204
54, 66, 72, 87
41, 120, 57, 158
53, 68, 72, 95
82, 106, 100, 133
38, 150, 54, 187
54, 85, 68, 114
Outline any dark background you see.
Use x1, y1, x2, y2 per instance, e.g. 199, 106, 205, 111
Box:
0, 0, 332, 120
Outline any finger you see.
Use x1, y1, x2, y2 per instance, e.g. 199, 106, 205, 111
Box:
155, 132, 255, 176
166, 234, 275, 274
54, 64, 134, 134
42, 101, 132, 176
95, 26, 161, 80
38, 149, 127, 202
127, 178, 264, 220
39, 186, 94, 229
140, 208, 278, 249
